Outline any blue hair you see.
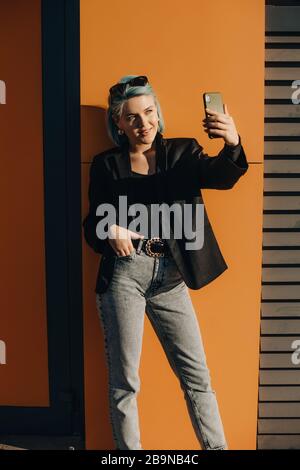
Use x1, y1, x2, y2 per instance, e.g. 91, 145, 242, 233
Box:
105, 75, 165, 146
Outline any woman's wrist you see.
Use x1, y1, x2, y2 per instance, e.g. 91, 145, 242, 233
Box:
224, 134, 241, 147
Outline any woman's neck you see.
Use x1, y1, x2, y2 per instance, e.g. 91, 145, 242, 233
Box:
129, 140, 156, 156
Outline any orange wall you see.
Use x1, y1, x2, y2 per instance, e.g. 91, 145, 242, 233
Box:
80, 0, 264, 449
0, 0, 49, 405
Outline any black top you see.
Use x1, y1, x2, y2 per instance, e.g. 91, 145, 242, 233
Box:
130, 170, 164, 238
131, 171, 149, 176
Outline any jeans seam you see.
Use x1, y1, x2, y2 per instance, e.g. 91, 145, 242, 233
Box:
96, 294, 121, 449
147, 257, 166, 294
185, 387, 217, 450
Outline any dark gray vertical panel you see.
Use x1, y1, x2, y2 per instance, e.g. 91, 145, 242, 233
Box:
266, 6, 300, 31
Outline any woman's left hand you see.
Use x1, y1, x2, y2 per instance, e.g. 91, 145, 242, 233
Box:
202, 104, 239, 146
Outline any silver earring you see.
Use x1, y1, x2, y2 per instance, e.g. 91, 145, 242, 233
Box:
118, 129, 124, 135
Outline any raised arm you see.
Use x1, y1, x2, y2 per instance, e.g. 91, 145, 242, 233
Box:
188, 103, 249, 189
189, 134, 249, 189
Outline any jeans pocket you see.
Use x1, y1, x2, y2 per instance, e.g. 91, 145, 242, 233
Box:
115, 248, 137, 261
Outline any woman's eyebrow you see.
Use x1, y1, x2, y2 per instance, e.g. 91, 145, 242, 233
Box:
126, 106, 153, 117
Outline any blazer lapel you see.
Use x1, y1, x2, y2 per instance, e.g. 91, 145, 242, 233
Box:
155, 131, 168, 174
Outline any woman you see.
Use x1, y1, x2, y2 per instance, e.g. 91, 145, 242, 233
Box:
82, 75, 248, 450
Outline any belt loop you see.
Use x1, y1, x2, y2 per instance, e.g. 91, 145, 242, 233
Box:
136, 237, 144, 255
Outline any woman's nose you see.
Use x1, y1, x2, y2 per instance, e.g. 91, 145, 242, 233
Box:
138, 116, 148, 127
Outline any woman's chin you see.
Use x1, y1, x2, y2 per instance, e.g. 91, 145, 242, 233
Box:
138, 136, 153, 144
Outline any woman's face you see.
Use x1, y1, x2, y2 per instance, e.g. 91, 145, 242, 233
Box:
114, 94, 159, 148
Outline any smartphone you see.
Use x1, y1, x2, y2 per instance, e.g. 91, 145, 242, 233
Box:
203, 92, 224, 139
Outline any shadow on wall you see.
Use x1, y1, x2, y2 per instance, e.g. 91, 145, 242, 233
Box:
81, 105, 117, 449
81, 105, 115, 162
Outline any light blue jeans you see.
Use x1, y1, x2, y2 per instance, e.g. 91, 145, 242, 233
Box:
95, 247, 228, 450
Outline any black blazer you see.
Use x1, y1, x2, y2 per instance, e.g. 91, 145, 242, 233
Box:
82, 131, 249, 294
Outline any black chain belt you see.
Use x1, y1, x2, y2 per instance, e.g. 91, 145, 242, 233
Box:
132, 237, 171, 257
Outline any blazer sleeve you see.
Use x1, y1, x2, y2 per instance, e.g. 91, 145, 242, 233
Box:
82, 155, 110, 254
189, 134, 249, 189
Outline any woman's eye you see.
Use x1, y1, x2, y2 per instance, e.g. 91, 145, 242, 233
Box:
127, 110, 152, 121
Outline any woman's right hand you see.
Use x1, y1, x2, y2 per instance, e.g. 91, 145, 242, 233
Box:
108, 224, 144, 257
